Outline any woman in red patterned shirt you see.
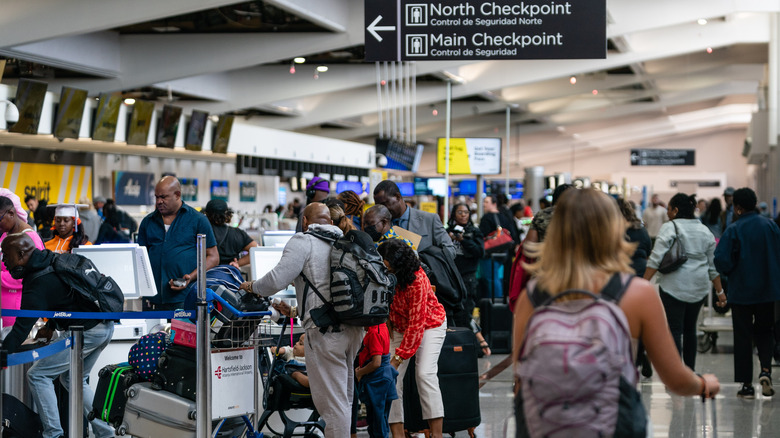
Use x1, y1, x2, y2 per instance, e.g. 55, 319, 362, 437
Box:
378, 239, 447, 438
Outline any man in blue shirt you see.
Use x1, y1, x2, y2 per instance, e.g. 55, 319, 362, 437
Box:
714, 187, 780, 399
137, 176, 219, 310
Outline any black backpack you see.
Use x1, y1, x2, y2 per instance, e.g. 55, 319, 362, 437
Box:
31, 251, 125, 313
303, 229, 396, 328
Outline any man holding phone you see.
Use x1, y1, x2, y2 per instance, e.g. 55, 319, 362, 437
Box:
137, 176, 219, 310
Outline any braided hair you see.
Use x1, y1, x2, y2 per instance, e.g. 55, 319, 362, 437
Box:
337, 190, 365, 218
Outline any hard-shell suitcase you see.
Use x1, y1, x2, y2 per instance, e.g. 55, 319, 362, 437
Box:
90, 364, 141, 428
403, 327, 481, 435
154, 344, 197, 400
478, 297, 512, 354
117, 382, 196, 438
2, 393, 43, 438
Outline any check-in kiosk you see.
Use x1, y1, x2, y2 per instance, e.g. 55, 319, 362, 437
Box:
73, 244, 159, 339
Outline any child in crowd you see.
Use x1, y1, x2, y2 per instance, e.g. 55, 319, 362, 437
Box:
355, 323, 398, 438
271, 333, 308, 387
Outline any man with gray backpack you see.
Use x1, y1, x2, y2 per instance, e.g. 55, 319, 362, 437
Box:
240, 203, 370, 438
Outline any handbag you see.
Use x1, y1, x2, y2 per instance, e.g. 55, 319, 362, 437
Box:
484, 215, 514, 253
657, 220, 688, 274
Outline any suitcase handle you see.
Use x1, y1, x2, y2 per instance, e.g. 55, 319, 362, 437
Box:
208, 289, 272, 318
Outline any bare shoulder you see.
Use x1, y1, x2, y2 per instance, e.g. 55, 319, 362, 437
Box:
621, 277, 657, 303
619, 277, 661, 320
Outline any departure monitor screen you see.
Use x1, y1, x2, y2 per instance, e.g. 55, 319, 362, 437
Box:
156, 104, 182, 148
185, 110, 208, 151
54, 86, 88, 140
92, 93, 122, 142
126, 100, 155, 146
10, 79, 48, 134
212, 116, 234, 154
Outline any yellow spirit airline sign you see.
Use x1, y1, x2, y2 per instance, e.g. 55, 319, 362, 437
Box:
0, 161, 93, 204
437, 137, 501, 175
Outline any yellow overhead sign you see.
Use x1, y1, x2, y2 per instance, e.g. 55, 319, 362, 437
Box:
437, 137, 502, 175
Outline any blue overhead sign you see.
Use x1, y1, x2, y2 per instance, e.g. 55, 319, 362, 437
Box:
365, 0, 607, 61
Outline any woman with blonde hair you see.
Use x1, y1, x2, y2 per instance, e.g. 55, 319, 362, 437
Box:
324, 198, 356, 234
512, 189, 720, 437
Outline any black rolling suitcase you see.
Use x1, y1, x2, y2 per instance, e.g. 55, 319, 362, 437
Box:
403, 327, 481, 435
2, 393, 43, 438
90, 364, 141, 428
479, 253, 513, 354
154, 344, 197, 400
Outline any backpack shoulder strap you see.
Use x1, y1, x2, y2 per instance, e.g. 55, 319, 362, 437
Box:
599, 273, 634, 303
526, 279, 551, 309
527, 273, 634, 308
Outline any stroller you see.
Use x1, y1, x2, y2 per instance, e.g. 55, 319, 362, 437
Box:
256, 318, 325, 438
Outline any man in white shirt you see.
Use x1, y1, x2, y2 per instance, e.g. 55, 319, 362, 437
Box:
643, 194, 668, 242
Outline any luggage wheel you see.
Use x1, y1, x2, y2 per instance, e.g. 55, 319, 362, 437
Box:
116, 425, 128, 436
86, 411, 95, 421
126, 387, 138, 398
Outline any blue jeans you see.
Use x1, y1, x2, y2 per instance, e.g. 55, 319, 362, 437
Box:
27, 322, 115, 438
479, 258, 504, 298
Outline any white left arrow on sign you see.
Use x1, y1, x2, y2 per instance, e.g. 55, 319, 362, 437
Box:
367, 15, 396, 42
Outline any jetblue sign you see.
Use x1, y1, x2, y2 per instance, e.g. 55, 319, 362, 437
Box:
365, 0, 606, 61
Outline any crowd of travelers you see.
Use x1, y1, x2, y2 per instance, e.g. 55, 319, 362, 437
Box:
3, 175, 780, 438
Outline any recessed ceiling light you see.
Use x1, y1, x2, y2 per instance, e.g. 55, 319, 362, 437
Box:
569, 76, 577, 85
697, 18, 708, 25
294, 57, 306, 64
123, 98, 136, 105
316, 65, 329, 72
151, 26, 180, 33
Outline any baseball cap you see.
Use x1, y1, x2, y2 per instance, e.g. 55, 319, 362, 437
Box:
204, 199, 230, 214
307, 177, 330, 193
723, 187, 735, 196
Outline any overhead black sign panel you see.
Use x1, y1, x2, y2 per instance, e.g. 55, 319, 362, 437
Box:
630, 149, 695, 166
365, 0, 606, 61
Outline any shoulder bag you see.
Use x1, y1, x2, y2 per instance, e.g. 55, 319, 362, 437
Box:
484, 214, 514, 253
657, 220, 688, 274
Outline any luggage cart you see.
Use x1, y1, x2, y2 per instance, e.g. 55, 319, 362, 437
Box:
697, 290, 732, 353
208, 291, 276, 438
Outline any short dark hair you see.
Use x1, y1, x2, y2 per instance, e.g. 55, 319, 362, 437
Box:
24, 195, 36, 203
551, 184, 574, 206
0, 196, 13, 211
733, 187, 757, 211
374, 180, 400, 198
669, 193, 696, 219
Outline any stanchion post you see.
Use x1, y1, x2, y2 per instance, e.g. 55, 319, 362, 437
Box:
0, 350, 6, 436
195, 234, 212, 438
69, 327, 84, 438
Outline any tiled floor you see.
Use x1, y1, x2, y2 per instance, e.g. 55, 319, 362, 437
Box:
463, 330, 780, 438
266, 328, 776, 438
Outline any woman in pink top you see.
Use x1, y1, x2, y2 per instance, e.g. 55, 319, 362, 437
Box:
0, 191, 45, 328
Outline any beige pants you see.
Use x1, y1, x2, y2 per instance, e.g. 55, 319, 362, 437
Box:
389, 320, 447, 423
305, 325, 364, 438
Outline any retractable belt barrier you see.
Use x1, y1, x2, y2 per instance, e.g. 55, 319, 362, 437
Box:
1, 291, 271, 368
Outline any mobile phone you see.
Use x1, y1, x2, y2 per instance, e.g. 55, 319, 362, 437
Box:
453, 225, 464, 233
172, 278, 187, 287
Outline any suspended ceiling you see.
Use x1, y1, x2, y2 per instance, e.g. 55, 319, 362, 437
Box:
0, 0, 772, 173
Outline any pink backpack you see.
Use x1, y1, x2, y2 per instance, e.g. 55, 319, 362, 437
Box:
515, 274, 646, 437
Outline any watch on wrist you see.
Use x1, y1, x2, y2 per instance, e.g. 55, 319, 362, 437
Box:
393, 354, 404, 363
